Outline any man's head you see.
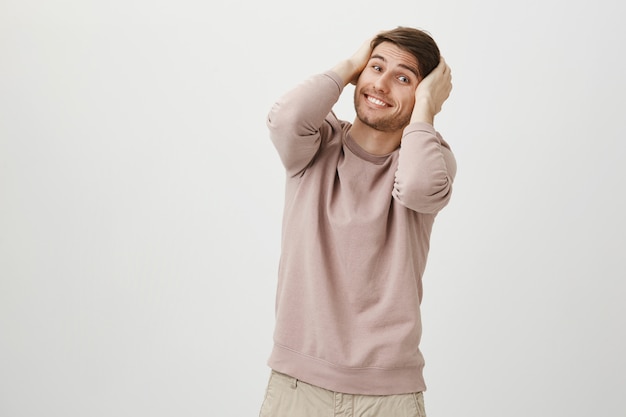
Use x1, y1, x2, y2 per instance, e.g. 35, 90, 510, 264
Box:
370, 27, 440, 81
352, 27, 441, 135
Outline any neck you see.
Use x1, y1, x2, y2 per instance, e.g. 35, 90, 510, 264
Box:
349, 119, 403, 155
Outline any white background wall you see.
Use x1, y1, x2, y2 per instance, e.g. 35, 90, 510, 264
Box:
1, 0, 624, 416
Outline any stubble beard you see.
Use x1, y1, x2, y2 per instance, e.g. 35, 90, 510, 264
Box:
353, 90, 411, 133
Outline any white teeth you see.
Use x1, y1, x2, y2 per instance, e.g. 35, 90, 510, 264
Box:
367, 96, 386, 106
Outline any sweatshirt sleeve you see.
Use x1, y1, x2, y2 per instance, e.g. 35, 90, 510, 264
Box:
392, 122, 457, 214
267, 71, 344, 177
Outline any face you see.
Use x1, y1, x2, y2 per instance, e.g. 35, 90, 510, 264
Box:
353, 42, 421, 133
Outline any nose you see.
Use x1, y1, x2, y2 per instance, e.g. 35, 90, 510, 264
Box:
373, 72, 391, 92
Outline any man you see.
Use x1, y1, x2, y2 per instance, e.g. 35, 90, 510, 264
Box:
259, 26, 456, 417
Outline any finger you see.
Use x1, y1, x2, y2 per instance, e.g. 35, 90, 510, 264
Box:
438, 57, 451, 73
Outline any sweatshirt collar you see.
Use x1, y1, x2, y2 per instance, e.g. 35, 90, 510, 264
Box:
344, 130, 397, 165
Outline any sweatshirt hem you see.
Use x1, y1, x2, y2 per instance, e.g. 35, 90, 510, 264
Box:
268, 344, 426, 395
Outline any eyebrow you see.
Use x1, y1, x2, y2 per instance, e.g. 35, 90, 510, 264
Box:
370, 54, 421, 79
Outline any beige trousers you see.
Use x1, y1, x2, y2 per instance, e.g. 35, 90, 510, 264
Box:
259, 371, 427, 417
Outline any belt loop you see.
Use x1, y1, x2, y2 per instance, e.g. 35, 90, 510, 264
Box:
291, 377, 299, 389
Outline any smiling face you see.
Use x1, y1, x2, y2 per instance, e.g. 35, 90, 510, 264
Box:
353, 42, 421, 134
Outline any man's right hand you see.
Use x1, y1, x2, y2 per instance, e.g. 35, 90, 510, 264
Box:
332, 36, 376, 86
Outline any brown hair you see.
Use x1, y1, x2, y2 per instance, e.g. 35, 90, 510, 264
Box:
371, 27, 440, 79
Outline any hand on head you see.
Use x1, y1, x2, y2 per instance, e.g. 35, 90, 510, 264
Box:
347, 37, 376, 85
414, 57, 452, 118
332, 34, 382, 87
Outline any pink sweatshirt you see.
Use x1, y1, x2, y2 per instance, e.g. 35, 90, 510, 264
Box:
266, 71, 456, 395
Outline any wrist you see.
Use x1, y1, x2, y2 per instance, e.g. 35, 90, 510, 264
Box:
331, 59, 362, 86
410, 98, 435, 125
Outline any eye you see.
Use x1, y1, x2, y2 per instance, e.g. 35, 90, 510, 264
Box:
398, 75, 410, 83
372, 65, 382, 72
